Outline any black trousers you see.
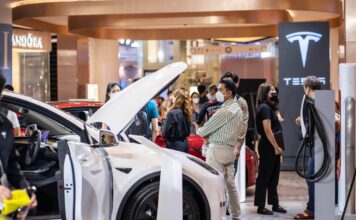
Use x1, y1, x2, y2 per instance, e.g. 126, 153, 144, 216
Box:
254, 139, 281, 207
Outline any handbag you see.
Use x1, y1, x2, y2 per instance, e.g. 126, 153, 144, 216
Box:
273, 130, 285, 150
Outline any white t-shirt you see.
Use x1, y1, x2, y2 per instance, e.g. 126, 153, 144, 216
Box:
7, 111, 20, 128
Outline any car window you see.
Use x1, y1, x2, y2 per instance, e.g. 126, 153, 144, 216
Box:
0, 102, 75, 136
63, 107, 102, 129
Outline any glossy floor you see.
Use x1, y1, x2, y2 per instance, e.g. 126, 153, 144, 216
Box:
238, 171, 309, 220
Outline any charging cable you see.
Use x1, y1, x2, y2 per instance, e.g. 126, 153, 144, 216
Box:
295, 100, 330, 182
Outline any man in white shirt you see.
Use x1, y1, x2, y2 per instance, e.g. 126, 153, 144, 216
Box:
3, 85, 21, 136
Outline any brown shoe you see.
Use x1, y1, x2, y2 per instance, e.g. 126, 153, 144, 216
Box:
294, 210, 314, 219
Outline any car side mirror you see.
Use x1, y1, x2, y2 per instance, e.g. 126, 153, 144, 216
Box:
78, 111, 88, 121
99, 129, 118, 146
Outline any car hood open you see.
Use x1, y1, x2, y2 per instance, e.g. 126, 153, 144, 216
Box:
87, 62, 187, 135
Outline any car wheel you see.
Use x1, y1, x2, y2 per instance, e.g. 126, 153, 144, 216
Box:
122, 182, 202, 220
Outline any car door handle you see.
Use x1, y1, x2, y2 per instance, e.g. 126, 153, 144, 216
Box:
78, 155, 88, 162
80, 158, 88, 162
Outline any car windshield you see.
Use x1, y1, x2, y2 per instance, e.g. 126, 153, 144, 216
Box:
0, 102, 75, 136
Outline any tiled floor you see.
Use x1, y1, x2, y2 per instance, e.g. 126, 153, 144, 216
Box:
238, 171, 309, 220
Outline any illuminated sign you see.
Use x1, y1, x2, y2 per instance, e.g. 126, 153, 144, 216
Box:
282, 77, 326, 86
189, 45, 268, 55
12, 29, 51, 51
12, 33, 43, 49
286, 32, 322, 68
278, 22, 330, 170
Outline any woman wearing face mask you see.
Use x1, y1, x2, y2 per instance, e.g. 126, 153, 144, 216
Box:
190, 92, 200, 134
196, 84, 223, 127
162, 90, 192, 153
102, 82, 121, 129
254, 83, 286, 215
105, 82, 121, 103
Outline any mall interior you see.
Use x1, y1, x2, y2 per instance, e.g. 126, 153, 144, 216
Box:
0, 0, 356, 220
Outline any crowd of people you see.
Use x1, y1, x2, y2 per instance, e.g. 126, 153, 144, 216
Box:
0, 69, 332, 219
115, 73, 327, 220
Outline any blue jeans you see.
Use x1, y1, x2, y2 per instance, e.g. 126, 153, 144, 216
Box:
306, 154, 315, 212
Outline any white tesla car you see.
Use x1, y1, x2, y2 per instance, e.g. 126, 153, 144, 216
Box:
1, 62, 226, 220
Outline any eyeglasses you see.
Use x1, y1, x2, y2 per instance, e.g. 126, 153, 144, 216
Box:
111, 89, 120, 93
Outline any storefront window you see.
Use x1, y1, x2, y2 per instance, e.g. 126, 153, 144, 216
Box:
19, 52, 50, 101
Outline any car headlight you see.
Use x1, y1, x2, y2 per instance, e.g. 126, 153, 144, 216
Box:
187, 156, 219, 175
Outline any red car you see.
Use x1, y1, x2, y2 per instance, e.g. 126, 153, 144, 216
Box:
156, 134, 258, 188
49, 100, 258, 188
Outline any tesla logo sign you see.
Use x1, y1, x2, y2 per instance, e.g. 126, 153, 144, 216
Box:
282, 77, 326, 86
286, 32, 322, 68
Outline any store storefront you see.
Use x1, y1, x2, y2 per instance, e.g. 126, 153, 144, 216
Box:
12, 29, 51, 101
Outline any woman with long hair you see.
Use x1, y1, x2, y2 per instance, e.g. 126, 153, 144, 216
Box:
254, 83, 286, 215
162, 90, 192, 153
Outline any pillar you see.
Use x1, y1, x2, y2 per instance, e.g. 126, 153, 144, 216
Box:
57, 35, 78, 100
0, 0, 12, 84
330, 27, 340, 100
89, 38, 119, 102
346, 0, 356, 63
77, 36, 90, 99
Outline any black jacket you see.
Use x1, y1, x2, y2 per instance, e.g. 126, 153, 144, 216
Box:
162, 108, 190, 141
0, 113, 29, 189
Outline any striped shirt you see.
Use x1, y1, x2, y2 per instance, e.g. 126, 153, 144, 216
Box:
198, 98, 243, 147
236, 96, 249, 149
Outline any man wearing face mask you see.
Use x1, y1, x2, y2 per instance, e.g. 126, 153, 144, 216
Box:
196, 84, 223, 126
294, 76, 322, 220
220, 72, 249, 159
198, 80, 243, 220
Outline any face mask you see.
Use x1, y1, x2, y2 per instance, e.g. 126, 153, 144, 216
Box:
192, 98, 200, 104
216, 91, 225, 102
111, 92, 119, 99
269, 92, 278, 102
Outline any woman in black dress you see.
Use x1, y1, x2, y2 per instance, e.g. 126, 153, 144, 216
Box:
254, 83, 286, 215
162, 90, 192, 153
